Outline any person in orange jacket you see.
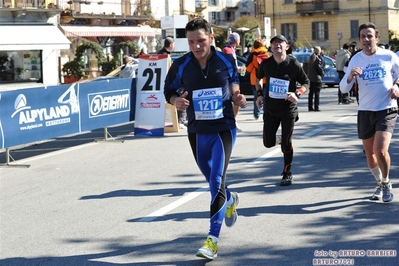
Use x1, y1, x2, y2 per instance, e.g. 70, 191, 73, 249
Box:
246, 39, 269, 119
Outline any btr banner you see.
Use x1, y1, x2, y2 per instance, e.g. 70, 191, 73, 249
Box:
134, 54, 169, 136
0, 78, 134, 149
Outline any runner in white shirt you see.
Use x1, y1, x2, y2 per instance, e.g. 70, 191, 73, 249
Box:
340, 22, 399, 203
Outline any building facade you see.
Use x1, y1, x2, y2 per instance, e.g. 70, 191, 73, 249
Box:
58, 0, 156, 64
191, 0, 399, 54
261, 0, 399, 54
0, 0, 156, 86
0, 1, 70, 85
194, 0, 258, 27
8, 0, 398, 86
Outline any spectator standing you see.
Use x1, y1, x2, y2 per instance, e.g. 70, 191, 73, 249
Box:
243, 43, 252, 59
307, 46, 325, 111
349, 41, 358, 55
255, 34, 310, 186
340, 22, 399, 203
246, 38, 269, 119
347, 41, 359, 101
157, 37, 186, 128
319, 46, 326, 71
119, 55, 139, 79
345, 47, 363, 104
397, 50, 399, 111
157, 37, 175, 55
331, 50, 338, 59
163, 18, 247, 259
286, 42, 294, 55
335, 43, 351, 104
223, 32, 245, 132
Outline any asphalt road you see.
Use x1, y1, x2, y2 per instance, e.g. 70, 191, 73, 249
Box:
1, 87, 398, 266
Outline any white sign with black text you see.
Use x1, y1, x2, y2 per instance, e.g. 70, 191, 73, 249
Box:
134, 54, 169, 136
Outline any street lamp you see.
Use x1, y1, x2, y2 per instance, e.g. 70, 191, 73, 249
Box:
233, 26, 260, 52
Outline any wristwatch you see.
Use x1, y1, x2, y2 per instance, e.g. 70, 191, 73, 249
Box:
295, 91, 301, 98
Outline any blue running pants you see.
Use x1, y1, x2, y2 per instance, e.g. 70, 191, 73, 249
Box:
188, 129, 236, 238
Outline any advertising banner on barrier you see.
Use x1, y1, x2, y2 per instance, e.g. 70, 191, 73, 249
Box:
79, 79, 133, 132
0, 84, 80, 149
0, 78, 134, 149
134, 54, 169, 136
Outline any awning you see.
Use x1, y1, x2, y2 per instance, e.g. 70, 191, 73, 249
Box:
60, 25, 155, 38
0, 25, 71, 50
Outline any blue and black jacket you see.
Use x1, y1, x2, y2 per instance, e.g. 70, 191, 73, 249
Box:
164, 46, 239, 134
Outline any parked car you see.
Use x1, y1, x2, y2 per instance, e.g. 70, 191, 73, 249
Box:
293, 51, 340, 87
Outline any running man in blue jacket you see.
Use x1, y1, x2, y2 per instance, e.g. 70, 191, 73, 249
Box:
163, 18, 247, 260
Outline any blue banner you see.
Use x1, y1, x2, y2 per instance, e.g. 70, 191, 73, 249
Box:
0, 78, 135, 149
79, 79, 133, 132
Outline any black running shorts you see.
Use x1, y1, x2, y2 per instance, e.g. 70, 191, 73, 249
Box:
357, 107, 397, 139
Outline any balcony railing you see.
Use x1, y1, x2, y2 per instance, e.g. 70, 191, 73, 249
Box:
296, 0, 339, 14
0, 0, 56, 8
72, 12, 147, 20
0, 0, 60, 20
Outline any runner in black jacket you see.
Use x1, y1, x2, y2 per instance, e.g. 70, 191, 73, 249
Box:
255, 34, 310, 186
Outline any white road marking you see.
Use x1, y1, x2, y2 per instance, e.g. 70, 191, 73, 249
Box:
300, 126, 327, 138
337, 113, 357, 122
246, 148, 281, 167
139, 186, 209, 222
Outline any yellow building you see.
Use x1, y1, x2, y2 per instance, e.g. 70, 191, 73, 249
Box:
262, 0, 399, 54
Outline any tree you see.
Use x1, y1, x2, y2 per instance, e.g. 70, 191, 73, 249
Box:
213, 27, 228, 49
62, 41, 105, 82
62, 60, 85, 78
74, 41, 105, 66
114, 41, 139, 66
100, 41, 139, 76
389, 30, 399, 52
231, 16, 262, 53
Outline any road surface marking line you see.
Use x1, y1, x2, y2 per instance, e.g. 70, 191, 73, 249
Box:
246, 148, 281, 167
139, 186, 209, 222
300, 126, 327, 138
